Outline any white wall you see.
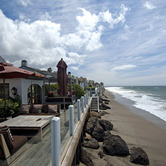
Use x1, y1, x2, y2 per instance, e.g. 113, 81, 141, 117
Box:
0, 78, 44, 104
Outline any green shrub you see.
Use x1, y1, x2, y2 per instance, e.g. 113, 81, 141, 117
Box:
75, 84, 85, 99
45, 83, 59, 96
0, 97, 20, 118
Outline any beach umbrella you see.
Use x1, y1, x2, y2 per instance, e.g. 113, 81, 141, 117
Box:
57, 58, 68, 96
0, 62, 45, 119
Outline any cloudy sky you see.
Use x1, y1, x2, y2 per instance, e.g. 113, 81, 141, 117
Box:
0, 0, 166, 86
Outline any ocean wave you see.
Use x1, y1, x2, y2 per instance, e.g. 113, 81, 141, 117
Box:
106, 87, 166, 121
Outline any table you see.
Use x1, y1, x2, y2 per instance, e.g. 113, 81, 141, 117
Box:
0, 115, 54, 140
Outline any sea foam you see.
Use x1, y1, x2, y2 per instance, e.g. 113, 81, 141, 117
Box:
106, 87, 166, 122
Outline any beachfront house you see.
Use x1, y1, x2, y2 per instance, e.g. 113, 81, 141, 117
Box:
20, 60, 57, 85
0, 58, 46, 104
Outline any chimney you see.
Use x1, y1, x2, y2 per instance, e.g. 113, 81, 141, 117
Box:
21, 60, 28, 67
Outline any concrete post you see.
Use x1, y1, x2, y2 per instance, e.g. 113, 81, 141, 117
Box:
69, 105, 74, 136
81, 96, 84, 113
77, 99, 81, 121
51, 117, 61, 166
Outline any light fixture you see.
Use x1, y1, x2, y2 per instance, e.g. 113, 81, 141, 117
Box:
11, 87, 17, 96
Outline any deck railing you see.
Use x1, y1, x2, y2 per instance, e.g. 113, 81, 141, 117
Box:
52, 92, 91, 166
4, 93, 91, 166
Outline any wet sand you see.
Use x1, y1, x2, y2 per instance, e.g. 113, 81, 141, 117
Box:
80, 90, 166, 166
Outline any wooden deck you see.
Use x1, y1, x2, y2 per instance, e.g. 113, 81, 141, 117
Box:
0, 97, 92, 166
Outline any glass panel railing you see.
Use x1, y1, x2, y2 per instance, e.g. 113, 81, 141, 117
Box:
10, 116, 52, 166
60, 108, 70, 153
73, 101, 78, 125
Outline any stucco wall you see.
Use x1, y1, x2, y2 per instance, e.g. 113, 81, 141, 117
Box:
0, 78, 44, 104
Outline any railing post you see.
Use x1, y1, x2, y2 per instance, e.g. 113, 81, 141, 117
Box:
69, 105, 74, 136
84, 94, 86, 107
77, 99, 81, 121
51, 117, 61, 166
81, 96, 84, 113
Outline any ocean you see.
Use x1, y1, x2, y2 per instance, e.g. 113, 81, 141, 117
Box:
106, 86, 166, 123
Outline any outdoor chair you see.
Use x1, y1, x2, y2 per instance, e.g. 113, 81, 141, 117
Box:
0, 126, 27, 160
19, 104, 60, 116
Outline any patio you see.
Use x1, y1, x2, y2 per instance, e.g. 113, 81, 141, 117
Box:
0, 109, 70, 166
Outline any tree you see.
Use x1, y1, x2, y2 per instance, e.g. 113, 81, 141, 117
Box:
47, 67, 52, 73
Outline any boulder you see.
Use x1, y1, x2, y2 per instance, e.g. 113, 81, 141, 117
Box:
99, 103, 111, 110
99, 111, 109, 116
85, 117, 98, 135
103, 135, 129, 156
104, 131, 112, 140
100, 97, 110, 103
90, 112, 101, 119
80, 149, 94, 166
99, 119, 113, 131
92, 122, 105, 142
82, 138, 99, 149
105, 101, 109, 104
85, 133, 92, 140
98, 151, 104, 158
130, 147, 149, 165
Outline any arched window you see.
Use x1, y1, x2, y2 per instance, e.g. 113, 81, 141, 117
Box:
27, 84, 41, 104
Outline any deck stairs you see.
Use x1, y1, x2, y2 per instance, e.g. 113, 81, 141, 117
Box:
90, 96, 99, 112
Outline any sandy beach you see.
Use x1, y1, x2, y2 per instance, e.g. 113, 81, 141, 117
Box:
80, 90, 166, 166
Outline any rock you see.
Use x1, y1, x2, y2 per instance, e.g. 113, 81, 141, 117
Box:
85, 117, 98, 135
64, 120, 69, 127
99, 119, 113, 131
80, 149, 94, 166
99, 111, 105, 116
100, 97, 110, 103
82, 138, 99, 149
92, 122, 105, 142
104, 131, 112, 140
102, 93, 108, 98
99, 111, 109, 116
103, 134, 129, 156
98, 151, 104, 158
105, 162, 113, 166
130, 147, 149, 165
90, 112, 101, 119
85, 133, 92, 140
99, 103, 111, 110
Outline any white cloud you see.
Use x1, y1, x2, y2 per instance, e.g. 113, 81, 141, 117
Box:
77, 8, 99, 32
67, 52, 86, 65
71, 66, 79, 71
0, 5, 129, 71
112, 65, 136, 71
86, 26, 103, 51
40, 12, 52, 21
143, 1, 156, 10
17, 0, 31, 7
99, 4, 129, 29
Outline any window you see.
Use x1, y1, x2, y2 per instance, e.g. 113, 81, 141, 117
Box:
0, 83, 9, 99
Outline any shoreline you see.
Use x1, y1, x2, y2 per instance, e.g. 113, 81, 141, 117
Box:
110, 90, 166, 131
80, 90, 166, 166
